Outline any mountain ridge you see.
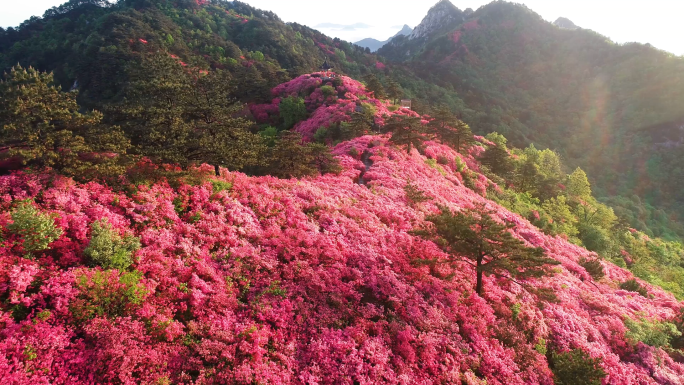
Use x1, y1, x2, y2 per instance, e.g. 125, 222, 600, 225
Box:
354, 24, 413, 52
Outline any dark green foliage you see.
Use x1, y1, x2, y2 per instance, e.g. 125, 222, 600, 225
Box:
404, 182, 430, 205
578, 257, 605, 281
428, 105, 474, 152
363, 74, 386, 100
0, 65, 131, 178
418, 202, 560, 295
479, 133, 514, 180
620, 279, 649, 297
386, 78, 403, 104
112, 54, 265, 173
279, 96, 307, 129
384, 115, 430, 153
260, 131, 340, 178
551, 349, 607, 385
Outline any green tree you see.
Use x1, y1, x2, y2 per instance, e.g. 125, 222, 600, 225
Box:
0, 65, 130, 177
262, 131, 340, 178
428, 105, 474, 152
279, 96, 307, 129
363, 74, 386, 100
418, 203, 559, 295
479, 132, 514, 180
386, 78, 403, 104
541, 196, 579, 238
114, 55, 265, 175
567, 167, 592, 202
7, 201, 63, 255
384, 115, 430, 153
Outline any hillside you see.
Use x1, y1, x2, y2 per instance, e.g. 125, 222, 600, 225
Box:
0, 0, 386, 107
378, 0, 684, 230
2, 1, 684, 383
0, 70, 683, 384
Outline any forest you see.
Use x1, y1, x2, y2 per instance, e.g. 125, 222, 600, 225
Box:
1, 0, 684, 383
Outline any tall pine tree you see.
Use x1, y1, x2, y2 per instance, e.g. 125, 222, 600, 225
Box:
419, 203, 559, 295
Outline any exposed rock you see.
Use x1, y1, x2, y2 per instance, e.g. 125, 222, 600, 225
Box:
410, 0, 464, 40
554, 17, 579, 30
354, 24, 413, 52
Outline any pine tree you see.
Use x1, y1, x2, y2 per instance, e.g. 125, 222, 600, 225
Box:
419, 203, 559, 295
0, 65, 130, 178
428, 105, 474, 152
383, 115, 430, 153
262, 131, 340, 178
386, 78, 403, 104
363, 74, 386, 100
479, 132, 514, 179
113, 55, 265, 175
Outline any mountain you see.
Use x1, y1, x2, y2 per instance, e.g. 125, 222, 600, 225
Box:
378, 0, 684, 231
354, 24, 413, 52
409, 0, 465, 40
0, 0, 386, 106
554, 17, 579, 30
1, 72, 684, 383
2, 1, 684, 382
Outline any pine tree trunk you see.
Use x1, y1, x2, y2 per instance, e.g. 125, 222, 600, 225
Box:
476, 255, 483, 295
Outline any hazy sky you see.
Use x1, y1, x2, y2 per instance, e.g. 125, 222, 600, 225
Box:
1, 0, 683, 56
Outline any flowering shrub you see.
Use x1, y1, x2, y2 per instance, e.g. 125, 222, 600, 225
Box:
0, 102, 683, 383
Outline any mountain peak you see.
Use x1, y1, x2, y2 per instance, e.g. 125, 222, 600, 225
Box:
554, 17, 579, 30
410, 0, 464, 40
393, 24, 413, 38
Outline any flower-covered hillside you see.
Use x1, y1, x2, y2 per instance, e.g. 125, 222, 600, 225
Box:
250, 73, 419, 140
0, 136, 683, 384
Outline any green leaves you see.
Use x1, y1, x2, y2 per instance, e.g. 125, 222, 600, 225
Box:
84, 219, 140, 271
419, 202, 559, 295
7, 201, 62, 255
384, 114, 430, 154
279, 96, 307, 129
115, 55, 265, 173
0, 65, 130, 178
551, 349, 606, 385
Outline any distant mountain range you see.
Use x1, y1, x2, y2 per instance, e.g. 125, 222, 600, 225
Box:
354, 24, 413, 52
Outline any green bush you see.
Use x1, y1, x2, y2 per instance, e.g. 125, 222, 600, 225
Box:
624, 317, 681, 348
7, 201, 63, 254
279, 96, 307, 129
579, 257, 605, 281
620, 279, 649, 297
70, 269, 147, 324
551, 348, 606, 385
84, 220, 140, 270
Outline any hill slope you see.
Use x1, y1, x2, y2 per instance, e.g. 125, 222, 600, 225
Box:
378, 0, 684, 224
0, 74, 683, 384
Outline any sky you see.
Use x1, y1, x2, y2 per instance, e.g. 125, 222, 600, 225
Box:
1, 0, 683, 56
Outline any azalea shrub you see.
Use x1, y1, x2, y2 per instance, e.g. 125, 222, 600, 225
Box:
0, 135, 683, 384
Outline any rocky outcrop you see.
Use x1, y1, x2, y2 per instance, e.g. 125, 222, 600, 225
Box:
554, 17, 579, 30
409, 0, 464, 40
355, 24, 413, 52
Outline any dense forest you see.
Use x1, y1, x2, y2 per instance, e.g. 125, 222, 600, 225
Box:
378, 0, 684, 238
1, 0, 684, 383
